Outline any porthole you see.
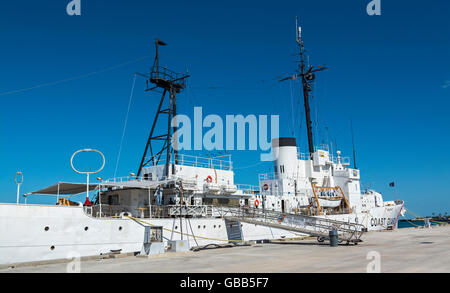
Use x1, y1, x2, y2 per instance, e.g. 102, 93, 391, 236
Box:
219, 225, 221, 228
84, 226, 89, 231
119, 226, 123, 231
44, 226, 49, 231
50, 246, 55, 251
214, 225, 216, 228
198, 225, 201, 229
203, 225, 206, 229
175, 226, 178, 230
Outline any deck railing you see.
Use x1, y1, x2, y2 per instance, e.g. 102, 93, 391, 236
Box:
84, 204, 216, 219
144, 154, 233, 171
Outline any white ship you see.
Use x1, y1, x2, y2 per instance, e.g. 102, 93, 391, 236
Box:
0, 23, 405, 266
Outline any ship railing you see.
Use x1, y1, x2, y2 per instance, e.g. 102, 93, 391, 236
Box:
314, 144, 329, 152
85, 204, 214, 219
103, 176, 148, 183
150, 66, 188, 87
103, 174, 195, 184
329, 156, 351, 165
258, 173, 307, 181
144, 154, 233, 171
297, 145, 351, 163
85, 204, 144, 218
166, 205, 210, 217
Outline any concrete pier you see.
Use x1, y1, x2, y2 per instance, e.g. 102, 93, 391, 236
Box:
1, 226, 449, 273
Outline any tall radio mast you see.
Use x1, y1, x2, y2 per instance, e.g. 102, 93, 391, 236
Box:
281, 18, 327, 156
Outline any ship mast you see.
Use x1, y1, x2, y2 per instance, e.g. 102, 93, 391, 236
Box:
282, 18, 327, 157
136, 39, 190, 178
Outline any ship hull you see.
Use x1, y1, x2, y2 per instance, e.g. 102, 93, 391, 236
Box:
0, 202, 403, 265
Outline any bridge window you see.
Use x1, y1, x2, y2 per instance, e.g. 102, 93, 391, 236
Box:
108, 195, 119, 205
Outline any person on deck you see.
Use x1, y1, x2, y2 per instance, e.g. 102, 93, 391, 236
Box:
155, 184, 163, 206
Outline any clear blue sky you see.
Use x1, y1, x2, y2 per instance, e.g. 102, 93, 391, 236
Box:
0, 0, 449, 216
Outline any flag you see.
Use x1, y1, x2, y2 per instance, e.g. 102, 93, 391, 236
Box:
156, 39, 167, 46
389, 182, 395, 187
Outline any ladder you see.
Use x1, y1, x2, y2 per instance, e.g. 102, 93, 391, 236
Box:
222, 207, 366, 244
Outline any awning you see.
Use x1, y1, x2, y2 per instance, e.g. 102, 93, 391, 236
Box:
30, 182, 101, 195
28, 180, 170, 196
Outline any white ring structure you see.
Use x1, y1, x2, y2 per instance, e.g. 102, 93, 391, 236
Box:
70, 149, 105, 175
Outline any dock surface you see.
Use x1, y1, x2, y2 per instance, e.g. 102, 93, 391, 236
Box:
2, 226, 449, 273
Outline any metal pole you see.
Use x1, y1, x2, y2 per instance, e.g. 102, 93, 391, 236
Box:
179, 183, 183, 240
99, 185, 102, 218
148, 188, 152, 219
57, 183, 60, 205
16, 184, 20, 205
86, 173, 90, 202
15, 172, 23, 205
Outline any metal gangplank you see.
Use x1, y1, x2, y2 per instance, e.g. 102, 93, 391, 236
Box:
221, 207, 366, 244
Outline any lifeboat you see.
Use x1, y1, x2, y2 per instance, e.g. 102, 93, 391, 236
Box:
318, 197, 342, 208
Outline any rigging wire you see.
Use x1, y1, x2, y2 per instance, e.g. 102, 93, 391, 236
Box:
233, 160, 267, 170
114, 73, 137, 177
289, 79, 296, 137
0, 56, 150, 97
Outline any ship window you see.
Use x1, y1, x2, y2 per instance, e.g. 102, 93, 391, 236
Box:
50, 246, 55, 251
218, 198, 229, 205
44, 226, 49, 231
84, 227, 89, 231
108, 195, 119, 206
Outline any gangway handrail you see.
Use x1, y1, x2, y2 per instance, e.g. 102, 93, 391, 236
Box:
219, 207, 365, 243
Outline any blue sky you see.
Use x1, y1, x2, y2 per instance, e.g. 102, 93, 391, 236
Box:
0, 0, 449, 216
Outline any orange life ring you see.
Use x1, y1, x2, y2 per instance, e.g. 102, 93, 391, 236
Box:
206, 176, 213, 183
254, 199, 260, 208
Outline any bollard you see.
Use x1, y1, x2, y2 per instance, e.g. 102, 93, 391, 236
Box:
329, 230, 338, 247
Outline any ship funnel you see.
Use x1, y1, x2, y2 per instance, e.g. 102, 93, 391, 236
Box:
272, 138, 297, 179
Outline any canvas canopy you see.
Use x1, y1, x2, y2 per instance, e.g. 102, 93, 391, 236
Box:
30, 182, 100, 195
28, 180, 170, 196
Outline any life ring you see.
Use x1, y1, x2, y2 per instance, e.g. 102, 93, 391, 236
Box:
263, 184, 269, 191
206, 176, 213, 183
254, 199, 260, 208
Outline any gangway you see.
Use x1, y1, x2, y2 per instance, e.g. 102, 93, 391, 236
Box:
221, 207, 366, 244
